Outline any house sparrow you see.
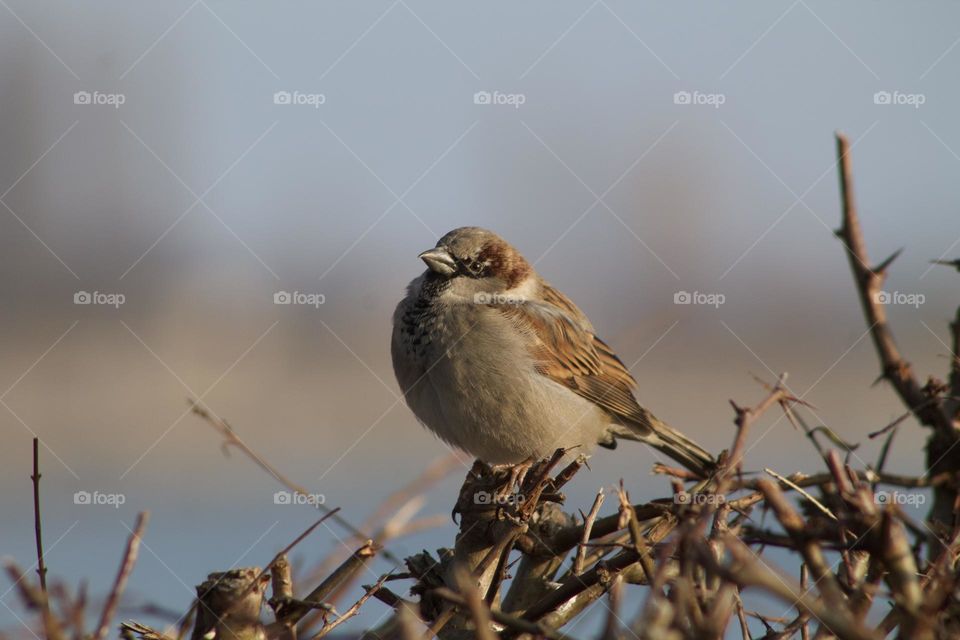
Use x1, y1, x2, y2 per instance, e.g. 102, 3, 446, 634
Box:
391, 227, 714, 476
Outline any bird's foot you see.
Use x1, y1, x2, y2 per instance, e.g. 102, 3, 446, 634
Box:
491, 457, 535, 503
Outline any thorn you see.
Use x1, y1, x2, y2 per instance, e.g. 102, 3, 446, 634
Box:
931, 258, 960, 272
874, 248, 904, 275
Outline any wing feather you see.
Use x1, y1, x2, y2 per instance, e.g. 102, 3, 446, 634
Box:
495, 282, 653, 429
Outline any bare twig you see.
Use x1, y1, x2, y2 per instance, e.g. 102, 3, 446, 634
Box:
95, 512, 150, 640
764, 467, 836, 520
278, 536, 374, 628
722, 376, 792, 486
452, 567, 496, 640
190, 402, 397, 563
191, 568, 268, 640
735, 592, 750, 640
600, 575, 623, 640
359, 454, 462, 535
311, 575, 389, 639
834, 132, 950, 433
270, 554, 295, 640
223, 509, 341, 632
270, 554, 294, 609
522, 516, 677, 623
705, 536, 880, 640
120, 621, 174, 640
4, 561, 66, 640
430, 588, 574, 640
30, 439, 48, 599
29, 436, 62, 640
573, 488, 604, 576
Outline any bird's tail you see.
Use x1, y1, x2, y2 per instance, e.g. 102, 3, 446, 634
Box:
619, 415, 715, 477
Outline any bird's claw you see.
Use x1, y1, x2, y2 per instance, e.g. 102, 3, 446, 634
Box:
492, 457, 535, 502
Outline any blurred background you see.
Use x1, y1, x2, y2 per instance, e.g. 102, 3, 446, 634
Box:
1, 1, 958, 636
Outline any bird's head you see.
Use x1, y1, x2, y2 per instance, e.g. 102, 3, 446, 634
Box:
417, 227, 533, 299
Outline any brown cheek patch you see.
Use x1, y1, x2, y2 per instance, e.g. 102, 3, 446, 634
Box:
479, 241, 531, 288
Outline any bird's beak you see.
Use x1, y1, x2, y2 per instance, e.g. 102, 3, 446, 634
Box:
418, 247, 457, 276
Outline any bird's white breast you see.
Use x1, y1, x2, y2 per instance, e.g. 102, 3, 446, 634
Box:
392, 284, 609, 463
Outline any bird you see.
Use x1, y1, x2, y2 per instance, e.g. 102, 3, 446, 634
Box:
391, 226, 715, 478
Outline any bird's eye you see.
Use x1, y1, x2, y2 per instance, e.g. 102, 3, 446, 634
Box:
459, 257, 484, 276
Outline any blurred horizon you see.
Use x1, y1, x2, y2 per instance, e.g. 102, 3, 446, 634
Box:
1, 1, 959, 637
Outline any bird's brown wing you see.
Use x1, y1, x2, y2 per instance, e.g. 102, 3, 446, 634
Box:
494, 284, 653, 429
